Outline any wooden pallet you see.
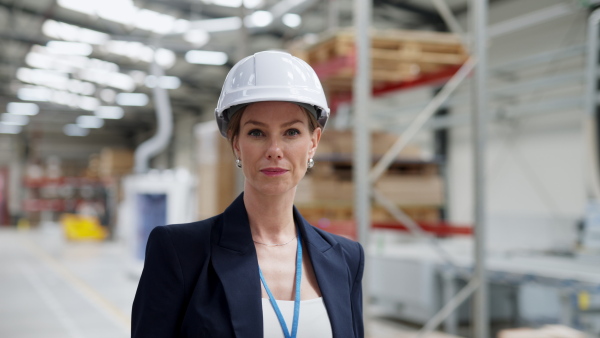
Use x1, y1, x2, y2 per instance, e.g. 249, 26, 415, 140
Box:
289, 29, 468, 92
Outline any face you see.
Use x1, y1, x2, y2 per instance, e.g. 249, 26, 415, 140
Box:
233, 101, 321, 198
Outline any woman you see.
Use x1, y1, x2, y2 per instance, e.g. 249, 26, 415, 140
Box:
132, 51, 364, 338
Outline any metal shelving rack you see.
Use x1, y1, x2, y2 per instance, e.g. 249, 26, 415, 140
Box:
351, 1, 600, 337
352, 0, 488, 336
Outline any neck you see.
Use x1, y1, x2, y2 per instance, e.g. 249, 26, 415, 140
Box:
243, 186, 297, 244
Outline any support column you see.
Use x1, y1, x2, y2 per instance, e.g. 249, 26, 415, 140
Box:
353, 0, 372, 329
471, 0, 489, 337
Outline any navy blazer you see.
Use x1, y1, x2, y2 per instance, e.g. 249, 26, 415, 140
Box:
132, 193, 365, 337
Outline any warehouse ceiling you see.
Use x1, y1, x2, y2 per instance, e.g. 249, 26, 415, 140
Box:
0, 0, 471, 141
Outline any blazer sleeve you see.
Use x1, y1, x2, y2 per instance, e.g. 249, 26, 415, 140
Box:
351, 241, 365, 338
132, 225, 185, 338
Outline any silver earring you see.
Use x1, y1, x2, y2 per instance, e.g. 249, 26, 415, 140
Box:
307, 158, 314, 169
235, 159, 242, 168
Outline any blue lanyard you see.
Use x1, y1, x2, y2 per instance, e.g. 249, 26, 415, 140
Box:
258, 229, 302, 338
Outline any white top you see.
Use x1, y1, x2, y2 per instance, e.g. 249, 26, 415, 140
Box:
262, 297, 333, 338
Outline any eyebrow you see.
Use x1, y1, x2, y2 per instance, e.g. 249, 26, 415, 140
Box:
243, 119, 304, 128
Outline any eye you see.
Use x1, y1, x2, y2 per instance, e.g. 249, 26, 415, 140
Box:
285, 129, 300, 136
248, 129, 264, 137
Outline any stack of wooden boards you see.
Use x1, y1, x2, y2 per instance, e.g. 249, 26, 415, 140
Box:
295, 130, 444, 239
289, 28, 468, 98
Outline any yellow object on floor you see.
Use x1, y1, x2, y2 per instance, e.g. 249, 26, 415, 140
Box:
61, 214, 108, 240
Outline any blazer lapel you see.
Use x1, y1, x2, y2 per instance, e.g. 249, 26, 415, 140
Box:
294, 208, 355, 338
211, 194, 263, 338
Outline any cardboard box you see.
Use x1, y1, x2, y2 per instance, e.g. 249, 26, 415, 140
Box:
98, 148, 133, 177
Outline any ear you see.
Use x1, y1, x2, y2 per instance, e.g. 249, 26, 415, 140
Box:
233, 135, 241, 159
308, 127, 321, 158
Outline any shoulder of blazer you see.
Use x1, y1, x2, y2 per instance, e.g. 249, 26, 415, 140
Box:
157, 215, 221, 283
306, 224, 364, 280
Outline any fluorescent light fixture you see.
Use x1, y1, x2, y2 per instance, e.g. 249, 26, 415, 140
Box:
17, 67, 69, 91
172, 19, 191, 34
155, 49, 177, 69
116, 93, 149, 106
282, 13, 301, 28
57, 0, 96, 15
58, 0, 187, 35
64, 123, 89, 137
203, 0, 263, 9
185, 50, 228, 65
246, 11, 273, 28
100, 88, 117, 103
184, 29, 210, 47
78, 69, 135, 92
145, 76, 181, 89
42, 20, 110, 44
0, 124, 22, 134
95, 106, 124, 119
2, 113, 29, 126
135, 9, 176, 34
76, 115, 104, 128
189, 17, 242, 32
17, 87, 52, 101
107, 73, 136, 92
103, 41, 176, 68
7, 102, 39, 116
46, 41, 93, 56
78, 96, 100, 111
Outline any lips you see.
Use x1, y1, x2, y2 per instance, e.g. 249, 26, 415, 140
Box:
260, 167, 288, 176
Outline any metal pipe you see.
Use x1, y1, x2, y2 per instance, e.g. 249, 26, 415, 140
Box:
442, 269, 458, 335
430, 0, 467, 46
328, 0, 339, 32
369, 56, 476, 184
134, 51, 174, 174
584, 8, 600, 200
417, 277, 480, 338
472, 0, 489, 336
488, 2, 574, 38
353, 0, 372, 331
372, 189, 459, 268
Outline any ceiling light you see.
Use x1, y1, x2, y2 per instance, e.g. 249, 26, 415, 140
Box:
58, 0, 184, 35
0, 124, 22, 134
46, 41, 93, 56
78, 96, 100, 111
116, 93, 149, 106
155, 49, 177, 69
43, 19, 110, 45
184, 30, 210, 47
17, 87, 52, 102
100, 89, 117, 103
145, 76, 181, 89
203, 0, 263, 9
189, 17, 242, 32
17, 68, 69, 91
7, 102, 39, 116
246, 11, 273, 28
135, 9, 176, 34
77, 115, 104, 128
2, 113, 29, 126
64, 124, 89, 137
185, 50, 228, 65
282, 13, 302, 28
95, 106, 124, 119
57, 0, 96, 15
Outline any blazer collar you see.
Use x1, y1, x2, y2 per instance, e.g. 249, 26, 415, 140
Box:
211, 193, 354, 338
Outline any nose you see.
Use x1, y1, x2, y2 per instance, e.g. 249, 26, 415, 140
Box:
265, 136, 283, 160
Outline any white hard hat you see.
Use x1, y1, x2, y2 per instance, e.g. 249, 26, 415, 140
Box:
215, 50, 330, 138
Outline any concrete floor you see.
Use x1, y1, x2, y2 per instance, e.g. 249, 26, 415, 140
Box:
0, 224, 461, 338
